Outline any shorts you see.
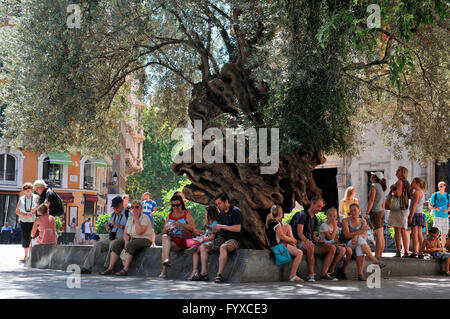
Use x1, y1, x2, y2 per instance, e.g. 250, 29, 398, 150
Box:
433, 217, 449, 235
410, 213, 426, 228
84, 233, 91, 240
205, 239, 239, 254
346, 237, 368, 257
370, 210, 385, 230
431, 252, 450, 261
111, 237, 152, 256
388, 209, 409, 229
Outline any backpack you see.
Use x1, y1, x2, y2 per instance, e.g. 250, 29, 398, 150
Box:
432, 192, 450, 207
289, 211, 301, 240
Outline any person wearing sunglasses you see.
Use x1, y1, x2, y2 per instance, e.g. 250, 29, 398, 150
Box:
159, 194, 195, 278
429, 182, 450, 249
100, 200, 153, 276
15, 183, 39, 262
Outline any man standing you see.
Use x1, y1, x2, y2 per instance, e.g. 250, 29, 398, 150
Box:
33, 180, 62, 216
80, 196, 128, 274
82, 218, 92, 245
199, 193, 242, 283
429, 181, 450, 249
291, 196, 337, 282
142, 192, 157, 247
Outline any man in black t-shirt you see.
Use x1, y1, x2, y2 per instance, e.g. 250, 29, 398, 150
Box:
291, 196, 338, 282
198, 193, 242, 283
33, 180, 60, 216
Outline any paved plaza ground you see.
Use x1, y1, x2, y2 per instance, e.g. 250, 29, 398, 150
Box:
0, 244, 449, 299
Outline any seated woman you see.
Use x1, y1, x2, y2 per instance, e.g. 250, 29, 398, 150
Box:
30, 204, 57, 250
319, 207, 352, 279
187, 205, 219, 281
159, 194, 195, 278
342, 203, 386, 281
265, 205, 304, 282
100, 200, 153, 276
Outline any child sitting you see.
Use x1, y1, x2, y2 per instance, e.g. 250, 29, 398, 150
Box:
319, 207, 352, 279
419, 227, 450, 276
186, 205, 219, 281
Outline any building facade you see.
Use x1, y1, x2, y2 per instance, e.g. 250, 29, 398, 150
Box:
313, 125, 441, 213
0, 79, 146, 231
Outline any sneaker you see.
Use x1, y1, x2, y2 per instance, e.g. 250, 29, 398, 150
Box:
80, 268, 91, 274
330, 272, 340, 280
320, 273, 338, 281
184, 246, 199, 254
307, 274, 316, 282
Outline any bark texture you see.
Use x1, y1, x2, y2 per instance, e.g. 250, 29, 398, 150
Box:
172, 61, 325, 249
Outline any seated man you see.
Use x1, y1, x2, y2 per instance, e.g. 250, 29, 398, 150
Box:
290, 196, 337, 282
80, 196, 128, 274
198, 193, 242, 283
1, 222, 12, 233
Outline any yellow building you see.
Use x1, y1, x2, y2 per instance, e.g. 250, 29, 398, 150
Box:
0, 149, 112, 230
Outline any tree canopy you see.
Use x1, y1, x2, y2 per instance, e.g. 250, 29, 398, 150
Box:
0, 0, 448, 247
0, 0, 448, 162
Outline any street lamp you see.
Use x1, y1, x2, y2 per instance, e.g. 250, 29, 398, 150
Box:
103, 172, 118, 187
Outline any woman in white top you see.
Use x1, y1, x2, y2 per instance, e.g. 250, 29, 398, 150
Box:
100, 200, 153, 276
15, 183, 39, 262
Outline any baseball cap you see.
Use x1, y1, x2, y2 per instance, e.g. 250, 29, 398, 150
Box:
111, 196, 123, 208
371, 171, 384, 180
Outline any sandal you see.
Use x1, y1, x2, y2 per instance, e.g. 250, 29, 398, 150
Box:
189, 271, 199, 281
376, 262, 386, 269
214, 274, 224, 283
115, 268, 128, 276
289, 275, 304, 282
162, 259, 171, 267
357, 274, 366, 281
159, 273, 167, 279
99, 268, 113, 275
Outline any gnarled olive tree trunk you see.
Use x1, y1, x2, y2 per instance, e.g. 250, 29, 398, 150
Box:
172, 61, 325, 249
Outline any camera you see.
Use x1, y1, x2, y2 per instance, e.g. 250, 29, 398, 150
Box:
109, 231, 117, 241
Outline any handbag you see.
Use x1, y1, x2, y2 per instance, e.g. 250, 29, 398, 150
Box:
390, 196, 402, 211
264, 225, 291, 265
271, 243, 292, 265
385, 192, 392, 210
186, 238, 203, 248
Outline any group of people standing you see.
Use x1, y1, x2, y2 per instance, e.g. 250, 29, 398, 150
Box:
15, 180, 60, 262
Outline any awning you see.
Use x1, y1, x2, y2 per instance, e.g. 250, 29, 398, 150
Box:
56, 192, 74, 203
85, 194, 98, 202
48, 152, 73, 165
93, 158, 107, 167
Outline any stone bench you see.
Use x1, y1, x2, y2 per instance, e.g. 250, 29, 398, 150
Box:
27, 245, 446, 282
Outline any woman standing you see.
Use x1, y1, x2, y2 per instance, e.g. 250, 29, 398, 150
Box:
387, 166, 411, 257
159, 194, 195, 278
408, 177, 427, 258
339, 187, 359, 220
342, 204, 386, 281
15, 183, 39, 262
365, 172, 387, 257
